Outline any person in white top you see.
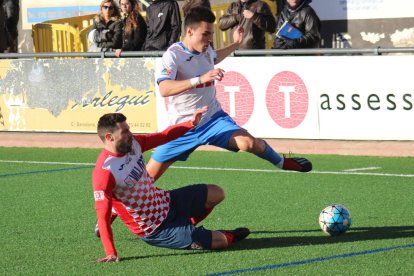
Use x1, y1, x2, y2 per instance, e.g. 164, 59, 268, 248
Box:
147, 6, 312, 181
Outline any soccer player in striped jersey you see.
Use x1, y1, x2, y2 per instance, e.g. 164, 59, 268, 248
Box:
93, 110, 249, 262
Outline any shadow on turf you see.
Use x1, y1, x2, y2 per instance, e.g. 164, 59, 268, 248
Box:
235, 226, 414, 250
121, 226, 413, 261
121, 250, 213, 261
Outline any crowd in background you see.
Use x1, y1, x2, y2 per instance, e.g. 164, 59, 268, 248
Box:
88, 0, 321, 54
89, 0, 183, 53
0, 0, 321, 54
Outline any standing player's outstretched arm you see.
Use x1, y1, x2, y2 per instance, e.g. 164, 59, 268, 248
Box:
215, 26, 244, 64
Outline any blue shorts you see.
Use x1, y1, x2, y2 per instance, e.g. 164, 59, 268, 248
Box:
140, 184, 213, 250
152, 111, 241, 163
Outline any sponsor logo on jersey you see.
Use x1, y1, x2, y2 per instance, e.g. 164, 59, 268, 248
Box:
123, 156, 146, 187
158, 12, 164, 18
94, 191, 105, 201
186, 56, 193, 61
124, 176, 135, 188
194, 80, 214, 89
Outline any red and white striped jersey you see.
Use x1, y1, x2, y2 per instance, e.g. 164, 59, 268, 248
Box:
92, 120, 193, 256
94, 139, 170, 236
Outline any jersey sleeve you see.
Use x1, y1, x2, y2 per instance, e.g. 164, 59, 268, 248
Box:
92, 167, 117, 256
157, 49, 178, 84
134, 120, 193, 152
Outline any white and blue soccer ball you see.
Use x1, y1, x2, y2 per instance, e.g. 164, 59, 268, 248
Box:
319, 204, 351, 236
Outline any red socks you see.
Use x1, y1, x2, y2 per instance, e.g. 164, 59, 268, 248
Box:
222, 231, 235, 247
191, 207, 236, 247
190, 207, 213, 225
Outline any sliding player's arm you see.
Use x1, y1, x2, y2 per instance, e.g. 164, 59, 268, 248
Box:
93, 169, 120, 262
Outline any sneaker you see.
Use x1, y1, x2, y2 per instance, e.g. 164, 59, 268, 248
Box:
283, 157, 312, 172
222, 227, 250, 242
95, 214, 118, 238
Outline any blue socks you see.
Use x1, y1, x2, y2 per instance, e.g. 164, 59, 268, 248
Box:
255, 142, 283, 168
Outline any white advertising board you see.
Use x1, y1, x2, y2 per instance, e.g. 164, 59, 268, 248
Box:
156, 56, 414, 141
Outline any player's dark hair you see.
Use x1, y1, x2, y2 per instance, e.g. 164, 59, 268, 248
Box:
184, 6, 215, 29
97, 113, 127, 141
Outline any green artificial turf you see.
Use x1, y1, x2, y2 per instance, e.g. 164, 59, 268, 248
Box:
0, 147, 413, 275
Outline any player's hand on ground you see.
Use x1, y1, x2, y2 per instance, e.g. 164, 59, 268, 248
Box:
191, 106, 208, 127
233, 26, 244, 44
201, 68, 225, 83
96, 255, 120, 263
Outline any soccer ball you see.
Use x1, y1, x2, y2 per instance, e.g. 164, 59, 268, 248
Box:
319, 204, 351, 236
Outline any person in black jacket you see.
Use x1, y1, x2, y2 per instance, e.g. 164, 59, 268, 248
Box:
273, 0, 320, 49
89, 0, 123, 52
219, 0, 276, 50
2, 0, 19, 52
144, 0, 181, 51
115, 0, 147, 57
0, 0, 11, 53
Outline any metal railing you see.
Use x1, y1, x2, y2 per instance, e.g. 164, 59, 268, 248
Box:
234, 47, 414, 56
1, 47, 414, 59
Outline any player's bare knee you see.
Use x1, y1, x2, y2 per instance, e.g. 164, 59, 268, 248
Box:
237, 137, 255, 152
207, 184, 225, 205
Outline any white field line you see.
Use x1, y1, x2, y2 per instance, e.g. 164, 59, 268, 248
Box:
1, 160, 413, 178
0, 160, 94, 166
344, 167, 382, 172
169, 166, 414, 178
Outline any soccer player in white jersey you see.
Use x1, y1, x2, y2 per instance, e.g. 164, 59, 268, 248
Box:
146, 6, 312, 181
93, 110, 249, 263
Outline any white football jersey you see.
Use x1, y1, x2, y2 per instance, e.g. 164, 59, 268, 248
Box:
157, 42, 222, 126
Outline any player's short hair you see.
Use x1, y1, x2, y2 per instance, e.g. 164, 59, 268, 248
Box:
184, 6, 215, 30
97, 113, 127, 141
